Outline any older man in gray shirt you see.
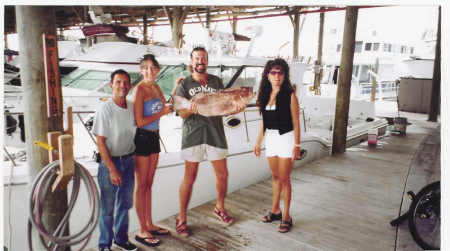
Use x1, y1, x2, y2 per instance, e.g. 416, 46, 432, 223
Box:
92, 69, 137, 251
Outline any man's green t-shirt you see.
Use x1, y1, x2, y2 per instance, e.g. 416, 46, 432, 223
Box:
176, 74, 228, 150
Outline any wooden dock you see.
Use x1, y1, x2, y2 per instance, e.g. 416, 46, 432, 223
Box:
121, 120, 440, 251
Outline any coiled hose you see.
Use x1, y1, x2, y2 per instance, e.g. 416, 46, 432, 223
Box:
28, 161, 99, 251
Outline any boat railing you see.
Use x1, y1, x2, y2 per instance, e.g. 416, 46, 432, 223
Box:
6, 105, 308, 157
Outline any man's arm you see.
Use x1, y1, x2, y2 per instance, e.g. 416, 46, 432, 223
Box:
96, 135, 122, 186
175, 77, 198, 118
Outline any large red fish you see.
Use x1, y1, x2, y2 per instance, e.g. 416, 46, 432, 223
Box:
173, 87, 255, 117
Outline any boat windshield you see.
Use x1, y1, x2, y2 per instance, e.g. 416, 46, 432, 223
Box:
155, 64, 263, 100
62, 69, 140, 93
61, 64, 263, 99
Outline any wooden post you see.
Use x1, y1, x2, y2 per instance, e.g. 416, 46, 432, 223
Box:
64, 106, 73, 136
206, 7, 211, 30
16, 6, 70, 250
370, 58, 379, 102
313, 8, 325, 95
164, 6, 190, 49
332, 7, 359, 155
428, 6, 440, 122
293, 8, 300, 59
143, 12, 148, 45
232, 12, 237, 34
47, 131, 61, 162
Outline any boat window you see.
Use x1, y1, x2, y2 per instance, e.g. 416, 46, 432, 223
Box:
401, 46, 407, 54
352, 65, 359, 76
220, 66, 262, 89
373, 43, 380, 51
62, 70, 110, 90
336, 44, 341, 52
355, 41, 363, 53
155, 65, 188, 99
365, 43, 372, 51
409, 47, 414, 54
359, 65, 370, 83
383, 43, 392, 52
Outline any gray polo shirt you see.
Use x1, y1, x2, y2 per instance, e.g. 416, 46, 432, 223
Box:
176, 74, 227, 150
92, 99, 136, 156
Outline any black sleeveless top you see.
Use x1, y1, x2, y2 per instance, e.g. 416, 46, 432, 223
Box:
262, 90, 293, 135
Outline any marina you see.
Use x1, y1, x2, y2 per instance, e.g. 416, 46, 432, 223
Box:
2, 5, 442, 251
4, 110, 440, 250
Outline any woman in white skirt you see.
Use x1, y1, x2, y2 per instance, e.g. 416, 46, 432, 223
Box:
253, 58, 301, 233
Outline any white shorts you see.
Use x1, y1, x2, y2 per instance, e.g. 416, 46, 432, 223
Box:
265, 129, 295, 158
181, 144, 228, 162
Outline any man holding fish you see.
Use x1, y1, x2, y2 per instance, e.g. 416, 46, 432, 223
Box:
173, 46, 247, 237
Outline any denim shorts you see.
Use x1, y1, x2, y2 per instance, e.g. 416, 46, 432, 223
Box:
134, 128, 161, 156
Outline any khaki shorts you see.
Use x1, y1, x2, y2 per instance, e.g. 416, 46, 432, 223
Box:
181, 144, 228, 162
265, 129, 295, 158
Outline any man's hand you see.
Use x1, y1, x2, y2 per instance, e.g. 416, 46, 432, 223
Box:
109, 167, 123, 186
190, 102, 198, 114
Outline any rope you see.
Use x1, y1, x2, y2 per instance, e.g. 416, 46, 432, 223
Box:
27, 161, 99, 251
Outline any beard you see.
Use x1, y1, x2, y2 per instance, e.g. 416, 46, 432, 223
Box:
193, 64, 207, 74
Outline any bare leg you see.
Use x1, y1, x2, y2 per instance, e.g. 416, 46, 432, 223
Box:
267, 156, 282, 214
211, 158, 228, 211
145, 153, 159, 230
134, 155, 152, 236
178, 161, 199, 222
278, 158, 293, 221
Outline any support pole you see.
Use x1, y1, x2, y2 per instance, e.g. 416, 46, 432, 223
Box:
332, 7, 359, 155
428, 6, 440, 122
232, 12, 237, 34
292, 8, 300, 59
143, 12, 148, 45
313, 8, 325, 95
206, 7, 211, 30
16, 6, 69, 251
164, 6, 190, 49
370, 58, 379, 102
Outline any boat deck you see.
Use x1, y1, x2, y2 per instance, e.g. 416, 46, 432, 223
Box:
125, 115, 440, 250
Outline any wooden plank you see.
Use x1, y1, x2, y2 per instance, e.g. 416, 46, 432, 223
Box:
42, 33, 63, 118
47, 131, 61, 162
64, 106, 73, 136
52, 134, 74, 192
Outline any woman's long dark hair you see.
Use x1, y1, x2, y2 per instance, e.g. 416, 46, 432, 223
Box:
256, 58, 293, 114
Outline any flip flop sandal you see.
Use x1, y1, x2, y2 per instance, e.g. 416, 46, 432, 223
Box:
262, 211, 282, 223
278, 219, 293, 233
135, 235, 161, 247
175, 218, 189, 237
149, 226, 170, 236
214, 207, 235, 226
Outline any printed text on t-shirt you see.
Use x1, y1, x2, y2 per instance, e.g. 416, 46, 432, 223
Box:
188, 85, 217, 97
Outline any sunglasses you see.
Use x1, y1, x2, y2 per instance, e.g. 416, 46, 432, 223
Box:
269, 71, 285, 76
